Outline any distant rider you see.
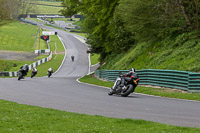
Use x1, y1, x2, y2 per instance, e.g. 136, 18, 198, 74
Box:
31, 67, 37, 78
71, 55, 74, 62
48, 67, 53, 73
47, 67, 53, 77
20, 64, 29, 76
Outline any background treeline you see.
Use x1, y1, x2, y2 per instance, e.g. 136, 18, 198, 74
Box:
0, 0, 36, 24
60, 0, 200, 63
0, 0, 61, 25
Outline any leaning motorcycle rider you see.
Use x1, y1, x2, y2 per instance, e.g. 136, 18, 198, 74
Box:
20, 64, 29, 76
121, 68, 139, 87
32, 67, 37, 73
47, 67, 53, 77
48, 67, 53, 73
109, 68, 139, 95
31, 67, 38, 78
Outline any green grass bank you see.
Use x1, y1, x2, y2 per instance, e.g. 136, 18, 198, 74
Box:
27, 34, 65, 77
100, 32, 200, 72
0, 21, 46, 52
0, 21, 65, 76
30, 1, 62, 14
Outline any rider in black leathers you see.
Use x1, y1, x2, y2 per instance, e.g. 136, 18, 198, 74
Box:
47, 67, 53, 77
20, 64, 29, 76
31, 67, 38, 78
111, 68, 139, 92
120, 68, 138, 87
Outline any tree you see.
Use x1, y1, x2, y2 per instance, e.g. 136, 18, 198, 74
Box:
60, 0, 120, 58
0, 0, 36, 21
60, 0, 80, 16
60, 0, 200, 61
19, 0, 36, 18
115, 0, 200, 41
0, 0, 11, 25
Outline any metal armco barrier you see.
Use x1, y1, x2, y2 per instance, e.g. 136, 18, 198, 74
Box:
188, 73, 200, 92
95, 69, 200, 93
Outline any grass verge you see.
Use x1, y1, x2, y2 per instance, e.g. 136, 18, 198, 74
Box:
27, 54, 64, 77
79, 74, 200, 101
28, 34, 65, 77
0, 34, 65, 77
0, 21, 46, 52
29, 1, 62, 14
0, 59, 33, 72
90, 53, 100, 65
0, 99, 199, 132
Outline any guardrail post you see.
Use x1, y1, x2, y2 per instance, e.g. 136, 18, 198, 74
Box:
188, 72, 200, 92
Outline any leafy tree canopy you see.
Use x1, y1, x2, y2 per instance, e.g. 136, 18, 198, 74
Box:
60, 0, 200, 61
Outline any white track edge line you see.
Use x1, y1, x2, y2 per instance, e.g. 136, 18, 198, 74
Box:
76, 78, 200, 103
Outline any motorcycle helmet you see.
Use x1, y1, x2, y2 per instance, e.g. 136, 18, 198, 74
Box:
129, 68, 135, 73
48, 67, 53, 72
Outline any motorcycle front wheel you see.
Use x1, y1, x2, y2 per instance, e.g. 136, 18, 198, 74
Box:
18, 72, 23, 80
121, 84, 134, 97
31, 73, 34, 78
108, 90, 115, 95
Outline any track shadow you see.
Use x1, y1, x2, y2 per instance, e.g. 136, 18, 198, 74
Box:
109, 94, 139, 98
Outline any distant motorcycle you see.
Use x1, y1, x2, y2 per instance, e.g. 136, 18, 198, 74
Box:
47, 71, 52, 78
18, 70, 25, 80
108, 73, 140, 97
47, 67, 53, 78
31, 68, 37, 78
18, 64, 28, 80
71, 55, 74, 62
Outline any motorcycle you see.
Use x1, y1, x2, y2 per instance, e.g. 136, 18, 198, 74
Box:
108, 73, 140, 97
18, 70, 25, 80
31, 68, 37, 78
47, 67, 53, 78
18, 64, 29, 80
47, 71, 52, 78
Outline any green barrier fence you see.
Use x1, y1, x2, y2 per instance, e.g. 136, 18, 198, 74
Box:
95, 69, 200, 93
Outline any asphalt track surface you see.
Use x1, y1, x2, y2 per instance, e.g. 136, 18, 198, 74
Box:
0, 21, 200, 128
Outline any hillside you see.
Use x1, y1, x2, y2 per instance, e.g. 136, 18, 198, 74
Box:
58, 0, 200, 73
0, 22, 47, 52
100, 32, 200, 72
30, 1, 62, 14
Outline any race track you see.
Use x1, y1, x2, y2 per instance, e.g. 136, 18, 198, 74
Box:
0, 22, 200, 128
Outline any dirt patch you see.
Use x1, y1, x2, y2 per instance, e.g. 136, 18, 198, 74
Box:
54, 51, 65, 54
0, 50, 38, 61
140, 85, 188, 93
